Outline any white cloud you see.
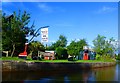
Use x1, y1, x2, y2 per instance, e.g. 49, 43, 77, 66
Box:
95, 6, 117, 14
38, 3, 66, 13
38, 3, 53, 13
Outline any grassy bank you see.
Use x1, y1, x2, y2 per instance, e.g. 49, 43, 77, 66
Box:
1, 57, 116, 63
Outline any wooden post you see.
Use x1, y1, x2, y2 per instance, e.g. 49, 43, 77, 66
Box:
3, 51, 8, 57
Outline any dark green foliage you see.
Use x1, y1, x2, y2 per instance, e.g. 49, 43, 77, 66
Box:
2, 10, 36, 57
46, 35, 68, 59
0, 10, 2, 52
47, 35, 67, 50
67, 39, 87, 57
116, 54, 120, 60
93, 34, 106, 55
55, 47, 68, 59
93, 34, 117, 57
28, 41, 45, 54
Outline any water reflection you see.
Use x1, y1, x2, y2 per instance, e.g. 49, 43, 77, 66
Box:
2, 64, 120, 82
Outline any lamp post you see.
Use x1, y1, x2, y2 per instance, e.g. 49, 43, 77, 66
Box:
18, 26, 49, 59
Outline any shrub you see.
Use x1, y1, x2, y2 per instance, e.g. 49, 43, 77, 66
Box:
95, 54, 100, 60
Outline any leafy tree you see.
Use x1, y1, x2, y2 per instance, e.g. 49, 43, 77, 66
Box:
67, 41, 78, 56
93, 34, 106, 55
47, 35, 67, 50
0, 10, 2, 52
46, 35, 68, 59
28, 41, 45, 56
104, 37, 117, 56
93, 34, 117, 57
28, 41, 45, 52
57, 35, 67, 47
77, 39, 88, 51
55, 47, 68, 59
67, 39, 87, 59
2, 10, 36, 57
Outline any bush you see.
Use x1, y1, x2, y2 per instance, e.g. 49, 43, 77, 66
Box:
97, 54, 114, 61
55, 47, 68, 59
116, 54, 120, 60
95, 54, 100, 60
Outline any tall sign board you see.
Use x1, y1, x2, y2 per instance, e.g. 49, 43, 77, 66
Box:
41, 28, 48, 42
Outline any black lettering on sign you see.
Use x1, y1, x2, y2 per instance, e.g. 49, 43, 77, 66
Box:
43, 35, 46, 37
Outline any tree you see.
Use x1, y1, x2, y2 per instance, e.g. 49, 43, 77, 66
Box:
67, 41, 77, 56
28, 41, 45, 56
77, 39, 88, 51
2, 10, 36, 57
67, 39, 87, 59
93, 34, 117, 57
57, 35, 67, 47
47, 35, 67, 50
93, 34, 106, 55
55, 47, 68, 59
45, 35, 68, 59
28, 41, 45, 51
0, 10, 2, 52
104, 37, 117, 56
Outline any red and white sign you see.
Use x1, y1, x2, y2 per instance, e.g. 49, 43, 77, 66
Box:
41, 28, 48, 42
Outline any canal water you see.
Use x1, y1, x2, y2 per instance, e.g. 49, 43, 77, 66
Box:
2, 63, 120, 83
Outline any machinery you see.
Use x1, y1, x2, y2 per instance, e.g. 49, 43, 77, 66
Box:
18, 26, 49, 59
18, 43, 28, 59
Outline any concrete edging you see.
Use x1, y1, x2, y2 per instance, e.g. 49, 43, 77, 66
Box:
2, 61, 116, 71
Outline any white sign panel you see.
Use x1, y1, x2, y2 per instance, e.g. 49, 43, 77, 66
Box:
41, 28, 48, 42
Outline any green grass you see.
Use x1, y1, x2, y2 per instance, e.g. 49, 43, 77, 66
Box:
1, 57, 27, 61
31, 60, 115, 63
1, 57, 115, 63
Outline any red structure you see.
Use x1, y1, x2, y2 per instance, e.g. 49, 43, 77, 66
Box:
83, 46, 89, 60
18, 26, 49, 59
18, 43, 28, 59
83, 53, 88, 60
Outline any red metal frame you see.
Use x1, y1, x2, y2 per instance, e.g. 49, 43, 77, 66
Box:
18, 26, 49, 58
18, 43, 28, 57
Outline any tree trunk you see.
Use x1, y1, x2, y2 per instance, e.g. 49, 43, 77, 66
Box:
11, 44, 15, 57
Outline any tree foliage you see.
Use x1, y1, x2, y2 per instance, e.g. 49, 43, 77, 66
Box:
93, 34, 106, 55
55, 47, 68, 59
0, 10, 2, 51
67, 39, 87, 56
93, 34, 117, 56
28, 41, 45, 56
47, 35, 67, 50
2, 10, 36, 57
46, 35, 68, 59
28, 41, 45, 52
